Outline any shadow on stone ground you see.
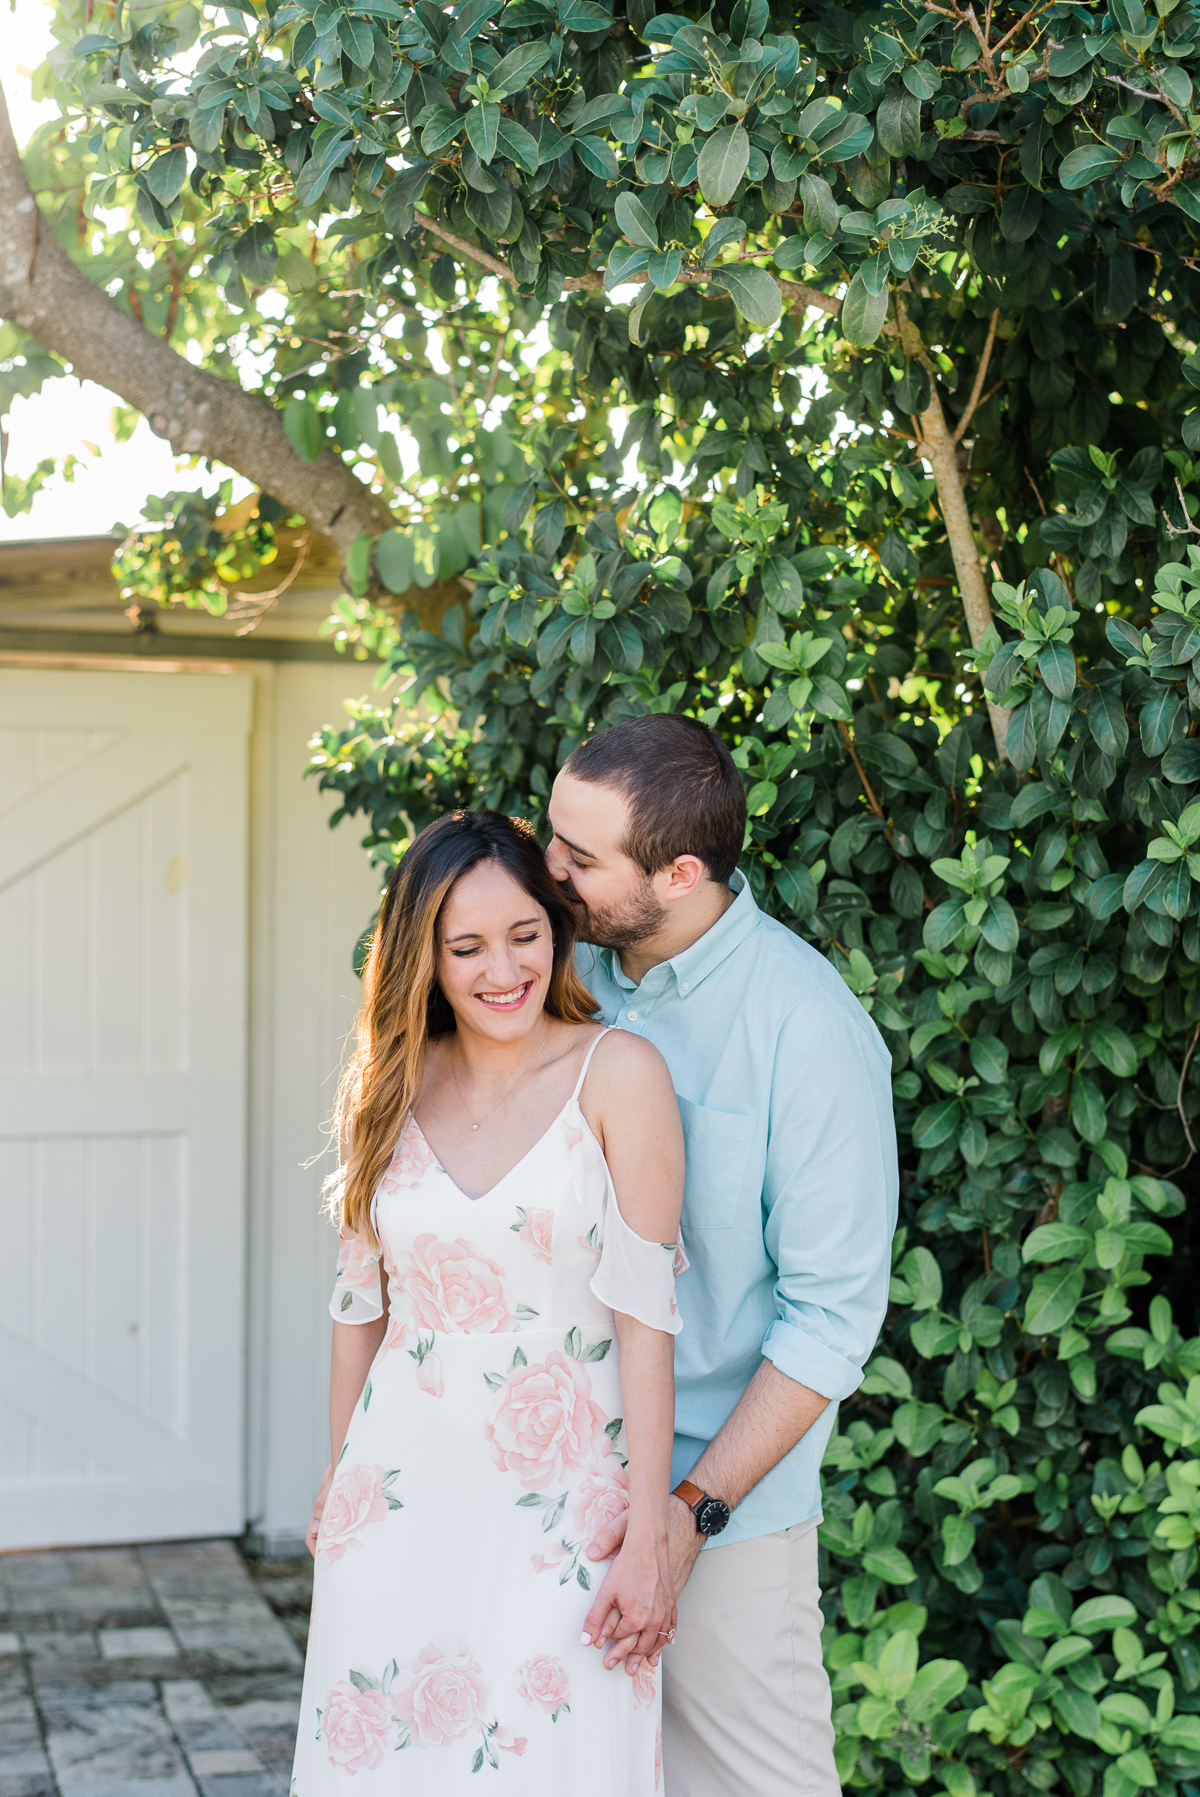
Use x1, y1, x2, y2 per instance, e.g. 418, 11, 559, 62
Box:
0, 1538, 314, 1797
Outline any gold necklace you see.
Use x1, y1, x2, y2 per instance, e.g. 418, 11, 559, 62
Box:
451, 1026, 548, 1131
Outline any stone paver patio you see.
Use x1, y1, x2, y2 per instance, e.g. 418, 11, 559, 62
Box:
0, 1541, 314, 1797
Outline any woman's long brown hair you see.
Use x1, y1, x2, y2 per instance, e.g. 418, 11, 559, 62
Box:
332, 811, 598, 1242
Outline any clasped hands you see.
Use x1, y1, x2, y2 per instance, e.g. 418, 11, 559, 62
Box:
578, 1497, 703, 1679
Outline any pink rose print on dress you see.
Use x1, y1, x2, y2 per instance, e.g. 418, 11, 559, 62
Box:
515, 1206, 554, 1265
562, 1117, 583, 1151
530, 1541, 568, 1574
320, 1679, 398, 1772
391, 1233, 514, 1335
632, 1661, 657, 1711
393, 1638, 490, 1749
515, 1653, 571, 1720
415, 1350, 444, 1397
382, 1309, 414, 1355
335, 1232, 381, 1290
379, 1121, 438, 1193
317, 1464, 399, 1564
495, 1725, 528, 1756
484, 1350, 609, 1489
570, 1462, 630, 1544
655, 1726, 663, 1788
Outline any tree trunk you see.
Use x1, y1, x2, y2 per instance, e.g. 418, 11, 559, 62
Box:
0, 84, 393, 561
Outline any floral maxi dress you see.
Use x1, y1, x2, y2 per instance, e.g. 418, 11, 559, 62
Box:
292, 1029, 683, 1795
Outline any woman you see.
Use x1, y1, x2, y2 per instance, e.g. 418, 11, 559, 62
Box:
293, 810, 685, 1794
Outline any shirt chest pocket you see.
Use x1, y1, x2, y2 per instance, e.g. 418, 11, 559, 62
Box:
677, 1096, 755, 1231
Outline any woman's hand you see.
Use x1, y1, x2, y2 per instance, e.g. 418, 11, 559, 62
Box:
580, 1526, 676, 1678
306, 1461, 333, 1558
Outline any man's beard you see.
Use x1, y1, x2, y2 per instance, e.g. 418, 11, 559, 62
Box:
561, 875, 667, 951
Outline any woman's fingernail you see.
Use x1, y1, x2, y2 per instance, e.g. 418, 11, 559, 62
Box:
628, 1660, 640, 1674
579, 1633, 591, 1645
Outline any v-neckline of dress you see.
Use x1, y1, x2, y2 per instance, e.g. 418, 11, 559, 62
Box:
407, 1100, 576, 1204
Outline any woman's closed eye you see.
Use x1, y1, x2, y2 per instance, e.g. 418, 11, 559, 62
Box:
450, 930, 543, 959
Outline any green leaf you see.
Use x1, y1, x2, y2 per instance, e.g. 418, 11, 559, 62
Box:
488, 38, 553, 94
1141, 689, 1180, 756
465, 100, 500, 163
1054, 1685, 1103, 1741
346, 534, 371, 597
761, 553, 804, 613
713, 265, 782, 328
574, 133, 619, 180
969, 1034, 1009, 1083
234, 221, 277, 286
497, 116, 541, 173
1059, 145, 1121, 188
376, 529, 415, 595
143, 146, 188, 206
1024, 1267, 1084, 1335
1088, 1021, 1138, 1079
1038, 640, 1076, 700
697, 124, 750, 208
615, 190, 659, 249
894, 1401, 945, 1455
1071, 1595, 1138, 1636
875, 85, 921, 159
1000, 185, 1043, 243
942, 1512, 976, 1565
283, 396, 325, 462
1022, 1223, 1091, 1263
912, 1098, 960, 1149
842, 268, 889, 346
862, 1543, 917, 1583
905, 1659, 968, 1721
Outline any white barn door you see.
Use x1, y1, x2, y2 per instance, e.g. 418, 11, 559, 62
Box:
0, 669, 250, 1547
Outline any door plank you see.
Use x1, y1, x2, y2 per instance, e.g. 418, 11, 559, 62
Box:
0, 733, 188, 894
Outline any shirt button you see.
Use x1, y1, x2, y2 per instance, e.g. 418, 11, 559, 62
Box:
627, 1010, 638, 1020
681, 983, 690, 993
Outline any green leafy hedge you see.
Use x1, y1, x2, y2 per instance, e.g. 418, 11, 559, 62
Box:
313, 499, 1200, 1797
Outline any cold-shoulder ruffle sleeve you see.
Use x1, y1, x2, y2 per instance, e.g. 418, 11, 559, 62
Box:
588, 1188, 687, 1335
327, 1177, 384, 1324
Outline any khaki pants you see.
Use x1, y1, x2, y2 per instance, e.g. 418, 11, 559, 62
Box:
661, 1520, 838, 1797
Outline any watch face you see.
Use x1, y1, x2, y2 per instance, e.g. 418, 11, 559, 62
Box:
695, 1497, 731, 1537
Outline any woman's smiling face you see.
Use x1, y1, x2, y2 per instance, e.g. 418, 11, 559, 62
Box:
435, 859, 555, 1042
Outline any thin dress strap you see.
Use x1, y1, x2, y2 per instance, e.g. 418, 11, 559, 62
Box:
571, 1025, 615, 1101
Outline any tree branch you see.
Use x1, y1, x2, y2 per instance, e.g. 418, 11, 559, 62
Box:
952, 308, 1000, 443
417, 206, 846, 322
420, 215, 518, 285
914, 374, 1012, 759
0, 81, 393, 562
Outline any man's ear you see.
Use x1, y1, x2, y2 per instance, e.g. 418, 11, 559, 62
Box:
661, 855, 707, 902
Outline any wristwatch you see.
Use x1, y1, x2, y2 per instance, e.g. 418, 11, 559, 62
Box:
672, 1479, 731, 1538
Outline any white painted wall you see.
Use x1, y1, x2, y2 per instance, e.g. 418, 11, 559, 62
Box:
244, 663, 383, 1553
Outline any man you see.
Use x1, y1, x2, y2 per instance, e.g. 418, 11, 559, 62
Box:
546, 713, 898, 1797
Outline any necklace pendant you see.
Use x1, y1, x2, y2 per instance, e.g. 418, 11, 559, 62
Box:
471, 1123, 479, 1131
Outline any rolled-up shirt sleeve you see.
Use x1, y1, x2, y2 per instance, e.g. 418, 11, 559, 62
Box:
761, 1006, 898, 1401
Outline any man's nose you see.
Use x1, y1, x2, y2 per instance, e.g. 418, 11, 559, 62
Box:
545, 839, 569, 881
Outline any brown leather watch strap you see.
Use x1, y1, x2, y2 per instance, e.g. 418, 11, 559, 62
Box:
672, 1479, 706, 1510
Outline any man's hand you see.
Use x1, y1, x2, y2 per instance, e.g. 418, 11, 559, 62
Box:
588, 1498, 703, 1666
306, 1461, 333, 1558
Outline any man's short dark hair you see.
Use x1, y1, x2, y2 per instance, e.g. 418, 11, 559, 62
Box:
563, 714, 746, 886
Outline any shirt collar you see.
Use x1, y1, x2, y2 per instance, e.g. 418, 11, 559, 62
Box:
600, 871, 760, 996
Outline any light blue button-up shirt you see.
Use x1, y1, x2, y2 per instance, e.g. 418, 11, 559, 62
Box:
579, 874, 898, 1548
